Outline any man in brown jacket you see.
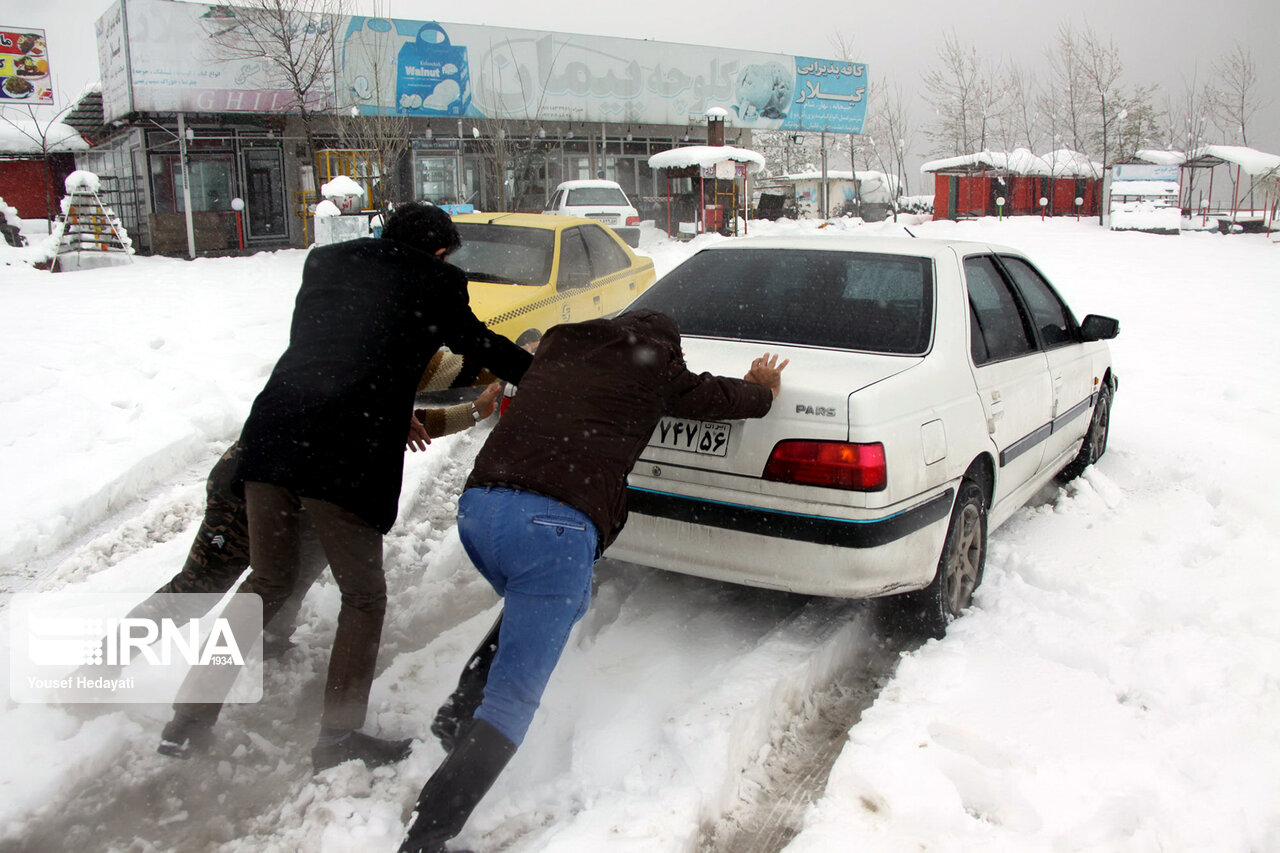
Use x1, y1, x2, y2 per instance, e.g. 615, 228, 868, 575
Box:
397, 309, 786, 853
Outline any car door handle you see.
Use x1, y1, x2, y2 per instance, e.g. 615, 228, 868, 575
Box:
593, 295, 601, 303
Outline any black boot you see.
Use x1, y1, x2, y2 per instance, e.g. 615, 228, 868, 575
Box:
398, 718, 517, 853
431, 615, 502, 751
312, 729, 414, 772
157, 715, 215, 759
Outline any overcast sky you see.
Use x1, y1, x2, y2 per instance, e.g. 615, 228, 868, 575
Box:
7, 0, 1278, 164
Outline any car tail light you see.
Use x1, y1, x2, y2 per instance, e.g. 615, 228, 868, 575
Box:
763, 440, 887, 491
625, 215, 640, 226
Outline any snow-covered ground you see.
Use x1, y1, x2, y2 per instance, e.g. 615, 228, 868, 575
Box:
1, 214, 1278, 852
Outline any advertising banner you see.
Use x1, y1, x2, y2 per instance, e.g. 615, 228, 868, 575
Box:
0, 27, 53, 106
340, 16, 868, 133
100, 0, 338, 120
95, 1, 867, 133
95, 3, 132, 122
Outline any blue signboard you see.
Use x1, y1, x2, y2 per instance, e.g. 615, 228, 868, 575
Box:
784, 57, 868, 133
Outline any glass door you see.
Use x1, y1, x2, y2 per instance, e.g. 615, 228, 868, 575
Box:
241, 148, 287, 241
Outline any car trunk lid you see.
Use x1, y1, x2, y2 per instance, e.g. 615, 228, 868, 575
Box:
636, 337, 920, 480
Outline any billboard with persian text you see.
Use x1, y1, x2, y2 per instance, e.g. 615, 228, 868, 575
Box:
96, 0, 867, 134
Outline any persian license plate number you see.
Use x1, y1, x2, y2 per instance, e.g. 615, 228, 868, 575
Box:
652, 417, 731, 457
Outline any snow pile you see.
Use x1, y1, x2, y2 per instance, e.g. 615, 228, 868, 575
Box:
314, 199, 342, 218
1109, 201, 1181, 233
320, 175, 365, 199
0, 218, 1278, 851
64, 170, 101, 194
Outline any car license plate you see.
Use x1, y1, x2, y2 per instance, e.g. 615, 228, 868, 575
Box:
652, 417, 731, 456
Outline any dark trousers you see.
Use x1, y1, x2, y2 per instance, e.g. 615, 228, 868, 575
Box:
130, 444, 326, 639
176, 481, 385, 732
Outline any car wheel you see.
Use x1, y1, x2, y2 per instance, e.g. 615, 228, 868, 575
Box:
891, 478, 986, 639
1058, 382, 1112, 482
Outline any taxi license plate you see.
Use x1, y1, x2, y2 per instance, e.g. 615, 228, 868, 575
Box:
652, 417, 731, 456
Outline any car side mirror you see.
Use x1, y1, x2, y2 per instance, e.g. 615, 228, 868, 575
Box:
1080, 314, 1120, 341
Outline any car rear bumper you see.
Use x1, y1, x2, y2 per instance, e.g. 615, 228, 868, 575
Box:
611, 226, 640, 247
606, 486, 954, 598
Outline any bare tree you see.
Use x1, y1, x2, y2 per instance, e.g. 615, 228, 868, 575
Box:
332, 6, 410, 212
1005, 62, 1043, 153
921, 30, 984, 155
1112, 86, 1163, 163
0, 102, 77, 226
203, 0, 348, 169
1076, 23, 1126, 174
1207, 43, 1266, 146
1163, 70, 1215, 210
863, 78, 917, 202
1042, 22, 1091, 155
1163, 69, 1214, 153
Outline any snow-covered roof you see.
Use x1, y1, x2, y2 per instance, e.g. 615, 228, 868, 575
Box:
0, 120, 88, 154
647, 145, 766, 173
1040, 149, 1103, 178
704, 107, 729, 119
1133, 145, 1280, 177
1191, 145, 1280, 177
1133, 149, 1187, 166
921, 148, 1051, 176
920, 147, 1102, 178
1111, 180, 1178, 196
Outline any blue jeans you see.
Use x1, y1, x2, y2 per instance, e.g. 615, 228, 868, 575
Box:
456, 486, 598, 746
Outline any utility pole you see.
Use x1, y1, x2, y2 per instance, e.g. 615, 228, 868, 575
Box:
177, 113, 196, 259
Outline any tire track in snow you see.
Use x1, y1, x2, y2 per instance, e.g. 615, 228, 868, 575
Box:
699, 603, 919, 853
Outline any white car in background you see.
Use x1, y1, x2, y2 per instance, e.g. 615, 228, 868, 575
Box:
544, 179, 641, 247
608, 236, 1119, 637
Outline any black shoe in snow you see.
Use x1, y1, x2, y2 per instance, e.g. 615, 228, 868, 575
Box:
431, 615, 503, 751
311, 730, 413, 772
157, 717, 215, 759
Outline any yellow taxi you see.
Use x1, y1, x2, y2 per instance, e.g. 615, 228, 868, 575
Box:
449, 213, 656, 344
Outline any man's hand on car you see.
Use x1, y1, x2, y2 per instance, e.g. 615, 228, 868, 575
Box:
474, 382, 503, 419
744, 353, 788, 398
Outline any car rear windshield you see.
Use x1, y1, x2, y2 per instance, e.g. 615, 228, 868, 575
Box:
631, 248, 934, 354
566, 187, 630, 206
451, 223, 554, 286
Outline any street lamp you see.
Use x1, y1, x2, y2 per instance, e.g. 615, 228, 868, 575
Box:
1039, 196, 1048, 221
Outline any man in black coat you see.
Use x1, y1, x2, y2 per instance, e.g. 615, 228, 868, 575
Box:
158, 203, 532, 771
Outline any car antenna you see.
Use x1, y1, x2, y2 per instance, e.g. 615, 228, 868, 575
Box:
903, 227, 918, 238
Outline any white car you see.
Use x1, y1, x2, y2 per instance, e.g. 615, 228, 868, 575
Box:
544, 179, 641, 247
608, 235, 1119, 637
